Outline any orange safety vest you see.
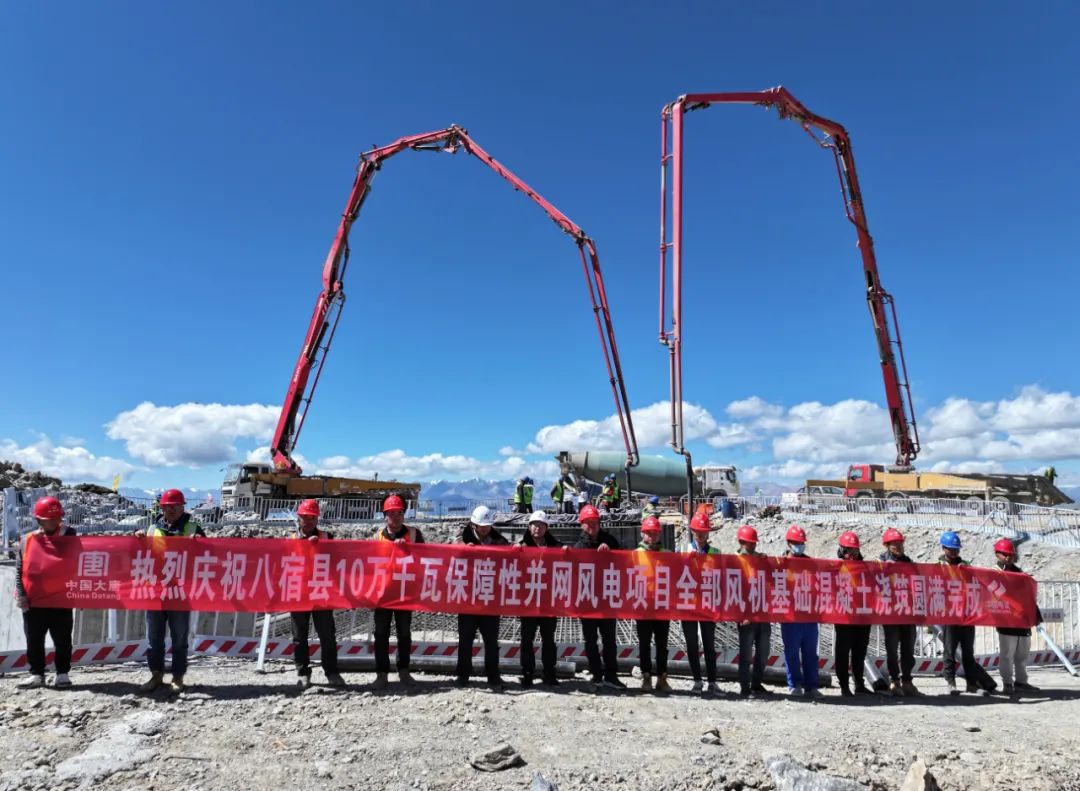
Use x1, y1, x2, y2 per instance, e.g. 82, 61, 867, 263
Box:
378, 525, 417, 543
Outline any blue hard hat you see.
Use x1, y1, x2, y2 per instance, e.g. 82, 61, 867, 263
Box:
524, 477, 533, 484
649, 496, 659, 504
940, 531, 961, 550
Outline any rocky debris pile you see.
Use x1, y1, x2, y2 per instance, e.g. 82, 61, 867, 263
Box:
0, 461, 61, 490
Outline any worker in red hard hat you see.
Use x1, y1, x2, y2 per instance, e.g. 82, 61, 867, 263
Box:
16, 496, 77, 689
735, 525, 771, 697
288, 499, 345, 689
780, 525, 821, 699
877, 528, 920, 698
833, 531, 872, 698
372, 494, 425, 690
456, 505, 511, 691
682, 512, 721, 695
136, 487, 205, 695
993, 538, 1041, 696
517, 510, 563, 687
635, 517, 671, 693
574, 504, 625, 692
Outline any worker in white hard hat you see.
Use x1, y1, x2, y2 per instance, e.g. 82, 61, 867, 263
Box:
517, 510, 563, 687
456, 505, 510, 690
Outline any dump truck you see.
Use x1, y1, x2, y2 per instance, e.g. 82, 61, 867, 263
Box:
805, 463, 1072, 508
558, 451, 739, 499
220, 462, 420, 511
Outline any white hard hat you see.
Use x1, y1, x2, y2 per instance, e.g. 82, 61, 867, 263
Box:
470, 505, 494, 527
528, 510, 549, 525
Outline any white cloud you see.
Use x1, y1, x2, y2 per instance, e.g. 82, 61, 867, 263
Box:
0, 436, 137, 484
741, 460, 846, 482
313, 448, 559, 482
991, 386, 1080, 432
726, 396, 783, 421
106, 402, 279, 467
928, 460, 1006, 474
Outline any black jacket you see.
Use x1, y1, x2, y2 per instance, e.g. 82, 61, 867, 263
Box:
574, 529, 621, 550
996, 561, 1042, 636
839, 548, 865, 562
459, 524, 511, 546
520, 531, 563, 548
879, 551, 912, 563
379, 524, 425, 543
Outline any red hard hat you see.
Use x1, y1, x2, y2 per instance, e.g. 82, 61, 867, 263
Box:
160, 489, 186, 506
882, 528, 905, 545
838, 531, 860, 549
579, 504, 601, 524
641, 516, 662, 534
736, 525, 758, 544
297, 499, 320, 518
994, 538, 1016, 555
689, 512, 711, 533
383, 494, 406, 513
786, 525, 807, 543
33, 496, 64, 520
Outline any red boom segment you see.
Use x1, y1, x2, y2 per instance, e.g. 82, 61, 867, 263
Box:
659, 87, 920, 470
271, 126, 639, 475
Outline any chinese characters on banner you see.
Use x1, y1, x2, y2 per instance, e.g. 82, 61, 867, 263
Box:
21, 536, 1038, 628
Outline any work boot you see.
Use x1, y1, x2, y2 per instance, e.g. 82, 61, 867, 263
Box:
706, 682, 720, 696
19, 674, 45, 689
1003, 683, 1016, 696
398, 669, 416, 687
519, 675, 534, 688
902, 680, 921, 697
790, 685, 805, 697
640, 674, 653, 692
138, 672, 164, 694
297, 674, 312, 690
604, 677, 627, 691
169, 676, 185, 694
53, 673, 72, 689
655, 674, 673, 693
839, 680, 853, 698
854, 681, 874, 696
487, 676, 507, 692
946, 679, 960, 696
372, 672, 389, 691
807, 687, 824, 699
690, 679, 703, 693
739, 685, 751, 698
541, 676, 560, 688
750, 684, 771, 695
325, 672, 345, 688
890, 679, 905, 697
1015, 681, 1039, 692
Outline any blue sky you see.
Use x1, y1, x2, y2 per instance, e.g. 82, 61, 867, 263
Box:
2, 2, 1079, 491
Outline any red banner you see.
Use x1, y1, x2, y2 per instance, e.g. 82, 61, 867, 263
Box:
21, 535, 1037, 627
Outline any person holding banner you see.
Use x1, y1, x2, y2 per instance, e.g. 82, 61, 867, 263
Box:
735, 525, 771, 698
636, 517, 671, 693
879, 529, 920, 697
682, 512, 720, 695
993, 538, 1041, 696
574, 504, 626, 692
939, 532, 997, 697
780, 525, 821, 698
16, 496, 77, 689
518, 511, 563, 687
456, 505, 510, 690
373, 494, 424, 690
136, 488, 205, 694
287, 499, 345, 689
834, 532, 872, 697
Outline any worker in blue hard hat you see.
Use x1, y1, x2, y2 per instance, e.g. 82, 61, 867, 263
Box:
642, 495, 661, 519
939, 531, 997, 697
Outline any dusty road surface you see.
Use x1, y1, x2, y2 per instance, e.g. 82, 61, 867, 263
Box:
2, 658, 1079, 791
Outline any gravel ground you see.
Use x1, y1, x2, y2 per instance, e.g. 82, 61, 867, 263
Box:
2, 659, 1079, 791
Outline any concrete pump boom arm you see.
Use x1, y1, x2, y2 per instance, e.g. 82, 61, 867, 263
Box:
270, 125, 639, 476
659, 87, 920, 472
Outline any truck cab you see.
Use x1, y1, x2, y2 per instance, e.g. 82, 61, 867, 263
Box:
695, 465, 740, 498
845, 463, 884, 497
221, 462, 272, 507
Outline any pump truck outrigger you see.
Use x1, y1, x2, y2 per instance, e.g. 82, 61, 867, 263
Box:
264, 125, 639, 503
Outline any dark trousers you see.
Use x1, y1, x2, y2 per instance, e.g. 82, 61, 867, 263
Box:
681, 620, 717, 683
563, 501, 577, 514
834, 624, 871, 687
884, 624, 916, 682
581, 617, 619, 682
520, 616, 557, 681
146, 610, 191, 677
943, 624, 985, 685
514, 503, 530, 514
290, 610, 338, 676
457, 614, 501, 680
373, 608, 413, 673
636, 620, 669, 676
737, 622, 771, 689
23, 608, 73, 677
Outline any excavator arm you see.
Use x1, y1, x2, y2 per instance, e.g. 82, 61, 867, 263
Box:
271, 125, 639, 475
659, 87, 920, 472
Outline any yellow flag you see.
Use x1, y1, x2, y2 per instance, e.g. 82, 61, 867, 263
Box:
111, 474, 121, 493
